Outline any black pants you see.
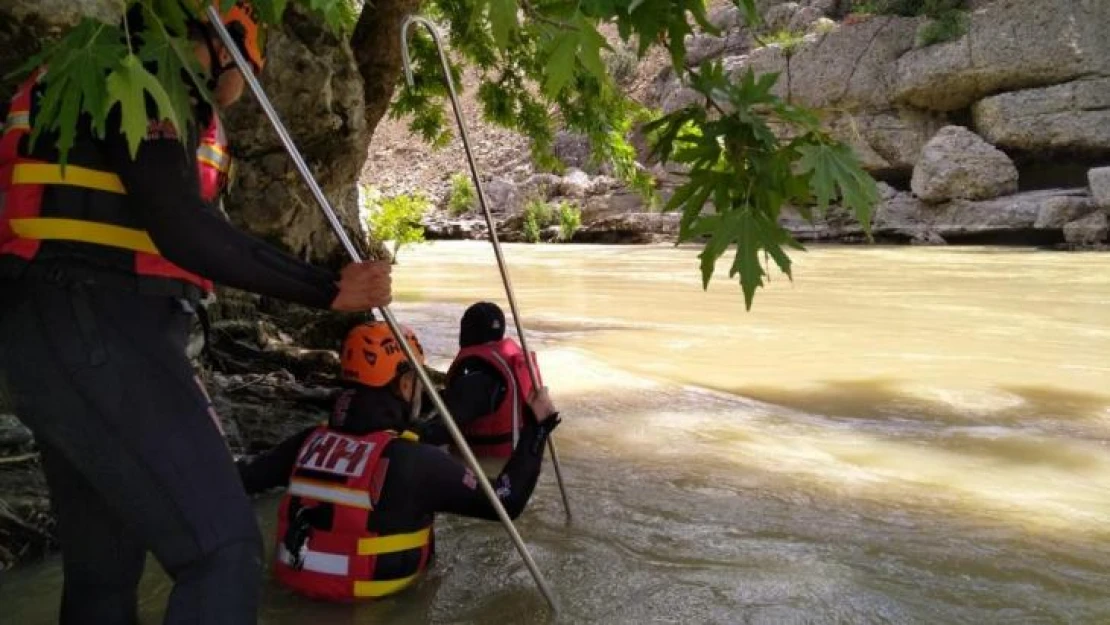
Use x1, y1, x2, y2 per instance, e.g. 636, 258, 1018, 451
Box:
0, 277, 261, 624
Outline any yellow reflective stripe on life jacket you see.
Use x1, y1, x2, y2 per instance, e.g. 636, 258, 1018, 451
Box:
12, 163, 125, 194
197, 142, 231, 173
5, 110, 30, 132
352, 573, 421, 598
356, 527, 431, 556
288, 478, 373, 509
9, 218, 159, 254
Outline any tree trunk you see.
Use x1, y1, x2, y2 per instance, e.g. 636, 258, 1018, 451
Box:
352, 0, 425, 146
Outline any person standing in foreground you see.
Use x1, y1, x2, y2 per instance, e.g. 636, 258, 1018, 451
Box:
237, 321, 561, 601
0, 2, 391, 623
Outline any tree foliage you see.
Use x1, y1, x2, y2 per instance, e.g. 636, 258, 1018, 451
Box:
9, 0, 879, 309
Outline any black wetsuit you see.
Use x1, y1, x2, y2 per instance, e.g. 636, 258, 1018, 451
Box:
238, 384, 557, 529
414, 355, 507, 446
0, 97, 338, 623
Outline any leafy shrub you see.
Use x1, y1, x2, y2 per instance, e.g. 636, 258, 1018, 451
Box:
447, 173, 477, 216
557, 202, 582, 242
362, 185, 430, 262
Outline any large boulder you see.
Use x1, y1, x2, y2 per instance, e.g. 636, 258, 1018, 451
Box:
911, 126, 1018, 203
826, 108, 945, 175
1090, 168, 1110, 210
1063, 211, 1109, 247
222, 6, 370, 264
895, 0, 1110, 112
972, 78, 1110, 155
727, 15, 921, 110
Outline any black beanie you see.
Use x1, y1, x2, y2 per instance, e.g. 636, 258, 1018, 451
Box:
459, 301, 506, 348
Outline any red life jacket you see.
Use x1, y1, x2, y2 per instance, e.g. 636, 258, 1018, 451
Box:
274, 426, 433, 602
0, 70, 234, 295
446, 338, 542, 458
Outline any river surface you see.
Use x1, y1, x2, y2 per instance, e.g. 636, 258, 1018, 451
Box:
3, 242, 1110, 624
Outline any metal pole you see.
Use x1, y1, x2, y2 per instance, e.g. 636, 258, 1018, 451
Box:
400, 16, 573, 522
206, 8, 559, 612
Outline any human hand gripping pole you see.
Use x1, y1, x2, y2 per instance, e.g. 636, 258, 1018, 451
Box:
399, 15, 574, 523
205, 8, 559, 612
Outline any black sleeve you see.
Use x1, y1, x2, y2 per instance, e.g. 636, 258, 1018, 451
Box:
415, 369, 505, 446
237, 426, 316, 494
104, 117, 340, 309
410, 418, 559, 520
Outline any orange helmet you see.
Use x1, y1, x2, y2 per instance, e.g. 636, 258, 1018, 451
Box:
189, 0, 267, 73
341, 322, 426, 388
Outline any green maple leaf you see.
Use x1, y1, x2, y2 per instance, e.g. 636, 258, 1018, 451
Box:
797, 143, 879, 234
543, 32, 579, 97
105, 54, 182, 159
489, 0, 518, 49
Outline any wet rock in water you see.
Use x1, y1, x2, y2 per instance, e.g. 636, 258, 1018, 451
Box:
911, 126, 1019, 203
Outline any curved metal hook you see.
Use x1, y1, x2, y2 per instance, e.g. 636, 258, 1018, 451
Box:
400, 14, 575, 522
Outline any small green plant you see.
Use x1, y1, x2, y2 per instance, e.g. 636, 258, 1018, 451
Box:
521, 197, 559, 243
447, 173, 477, 216
557, 202, 582, 242
362, 185, 430, 263
849, 0, 968, 46
759, 29, 809, 56
915, 9, 969, 46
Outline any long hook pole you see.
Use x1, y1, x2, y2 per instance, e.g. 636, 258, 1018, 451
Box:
206, 8, 559, 612
400, 15, 573, 522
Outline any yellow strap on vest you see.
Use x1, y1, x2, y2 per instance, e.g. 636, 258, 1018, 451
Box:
5, 110, 30, 132
9, 218, 159, 255
356, 527, 431, 556
352, 573, 421, 598
12, 163, 126, 194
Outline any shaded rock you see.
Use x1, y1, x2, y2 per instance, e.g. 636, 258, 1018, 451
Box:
895, 0, 1110, 112
927, 190, 1055, 235
223, 5, 370, 264
1033, 190, 1097, 229
827, 108, 945, 174
422, 216, 487, 241
1063, 211, 1109, 247
788, 6, 825, 32
765, 2, 802, 31
911, 230, 947, 245
553, 131, 593, 171
911, 126, 1018, 203
559, 169, 593, 198
573, 212, 680, 244
687, 34, 728, 66
972, 78, 1110, 155
483, 177, 522, 214
1090, 168, 1110, 209
661, 85, 704, 114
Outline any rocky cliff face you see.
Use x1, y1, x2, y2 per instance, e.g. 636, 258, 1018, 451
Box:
432, 0, 1109, 247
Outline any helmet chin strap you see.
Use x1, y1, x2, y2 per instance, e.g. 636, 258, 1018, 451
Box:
408, 378, 424, 424
201, 29, 226, 92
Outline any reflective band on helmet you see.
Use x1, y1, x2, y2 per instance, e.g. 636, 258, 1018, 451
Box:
356, 528, 431, 556
288, 478, 373, 509
10, 218, 159, 254
12, 163, 125, 194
